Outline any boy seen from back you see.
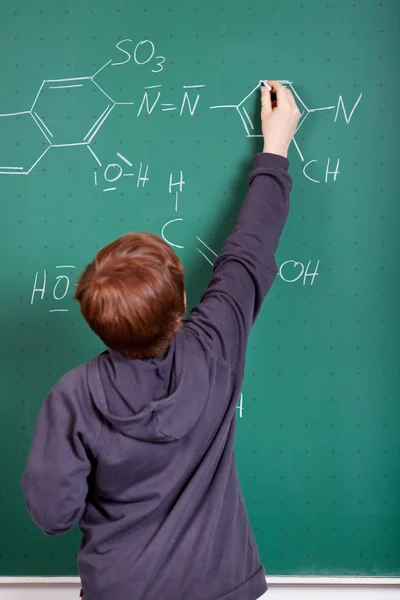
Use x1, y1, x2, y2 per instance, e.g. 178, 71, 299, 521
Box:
22, 81, 300, 600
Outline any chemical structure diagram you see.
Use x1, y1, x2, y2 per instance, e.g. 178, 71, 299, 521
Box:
211, 79, 335, 162
1, 33, 363, 188
0, 59, 134, 177
211, 79, 363, 183
210, 79, 363, 183
0, 38, 204, 187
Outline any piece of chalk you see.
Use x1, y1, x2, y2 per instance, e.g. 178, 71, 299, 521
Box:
263, 80, 272, 91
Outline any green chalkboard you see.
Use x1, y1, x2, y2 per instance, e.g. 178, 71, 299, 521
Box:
1, 0, 399, 579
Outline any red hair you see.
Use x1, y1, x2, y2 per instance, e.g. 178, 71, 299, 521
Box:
75, 232, 185, 359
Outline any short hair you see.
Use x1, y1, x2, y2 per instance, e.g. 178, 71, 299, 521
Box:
75, 232, 185, 360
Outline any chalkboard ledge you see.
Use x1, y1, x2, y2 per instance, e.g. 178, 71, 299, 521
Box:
0, 577, 399, 586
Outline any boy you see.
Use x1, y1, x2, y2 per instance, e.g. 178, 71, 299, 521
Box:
22, 81, 300, 600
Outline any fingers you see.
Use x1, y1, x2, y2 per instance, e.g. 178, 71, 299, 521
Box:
267, 80, 299, 112
285, 87, 299, 111
267, 81, 290, 107
260, 85, 272, 115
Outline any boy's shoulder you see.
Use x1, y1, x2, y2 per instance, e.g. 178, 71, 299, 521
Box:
53, 360, 90, 395
48, 355, 102, 414
47, 356, 103, 442
53, 351, 108, 391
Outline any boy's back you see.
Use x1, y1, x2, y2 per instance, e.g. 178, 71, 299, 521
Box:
73, 328, 262, 599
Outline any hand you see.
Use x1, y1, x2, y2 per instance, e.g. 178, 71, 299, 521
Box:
261, 80, 301, 158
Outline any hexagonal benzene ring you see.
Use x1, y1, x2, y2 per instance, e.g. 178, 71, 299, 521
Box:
31, 77, 115, 146
0, 111, 51, 175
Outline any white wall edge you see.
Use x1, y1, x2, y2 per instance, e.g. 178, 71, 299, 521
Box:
0, 577, 399, 586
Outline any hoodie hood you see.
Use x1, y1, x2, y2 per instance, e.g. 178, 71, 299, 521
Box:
87, 328, 207, 443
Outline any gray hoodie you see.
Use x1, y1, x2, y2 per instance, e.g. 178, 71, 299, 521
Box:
22, 152, 291, 600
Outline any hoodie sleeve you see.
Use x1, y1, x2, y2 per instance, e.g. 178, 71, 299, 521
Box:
186, 152, 292, 373
21, 366, 103, 535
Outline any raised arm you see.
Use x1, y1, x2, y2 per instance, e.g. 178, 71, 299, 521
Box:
186, 81, 300, 373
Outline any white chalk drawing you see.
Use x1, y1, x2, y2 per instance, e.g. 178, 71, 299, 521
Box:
19, 41, 336, 307
137, 84, 205, 118
196, 236, 217, 266
169, 170, 185, 212
237, 393, 244, 418
1, 40, 360, 186
112, 39, 166, 72
160, 172, 320, 287
31, 266, 76, 312
93, 152, 149, 193
0, 60, 135, 176
161, 218, 184, 249
0, 39, 171, 176
210, 80, 362, 173
303, 157, 340, 183
0, 33, 207, 178
278, 260, 320, 286
161, 170, 219, 264
162, 216, 320, 288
